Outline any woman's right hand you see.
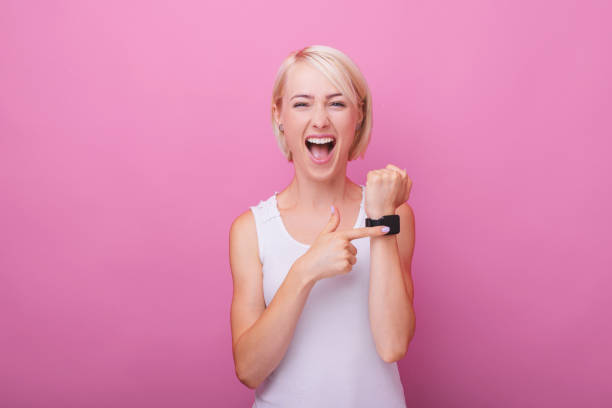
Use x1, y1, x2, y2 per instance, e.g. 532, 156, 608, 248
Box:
294, 205, 389, 283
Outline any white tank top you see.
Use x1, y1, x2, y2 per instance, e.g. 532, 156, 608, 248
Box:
248, 185, 407, 408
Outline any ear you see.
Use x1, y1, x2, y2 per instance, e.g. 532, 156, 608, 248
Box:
273, 103, 281, 127
356, 100, 364, 126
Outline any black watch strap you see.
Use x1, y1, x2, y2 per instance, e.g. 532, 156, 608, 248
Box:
365, 214, 400, 235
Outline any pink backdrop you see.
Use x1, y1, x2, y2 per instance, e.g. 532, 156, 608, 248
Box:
1, 1, 610, 407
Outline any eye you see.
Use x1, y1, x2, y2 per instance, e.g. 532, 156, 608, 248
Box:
292, 101, 346, 108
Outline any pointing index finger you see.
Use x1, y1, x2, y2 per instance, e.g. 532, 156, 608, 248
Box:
341, 226, 387, 241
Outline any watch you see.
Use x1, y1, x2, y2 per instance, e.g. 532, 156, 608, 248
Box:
365, 214, 400, 235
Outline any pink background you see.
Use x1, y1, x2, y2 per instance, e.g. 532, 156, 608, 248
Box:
1, 1, 610, 407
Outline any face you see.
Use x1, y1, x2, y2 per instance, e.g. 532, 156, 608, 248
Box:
274, 62, 363, 178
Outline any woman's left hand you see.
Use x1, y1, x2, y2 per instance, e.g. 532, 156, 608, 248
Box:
365, 164, 412, 219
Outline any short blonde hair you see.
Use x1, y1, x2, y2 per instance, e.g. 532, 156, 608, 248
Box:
271, 45, 373, 162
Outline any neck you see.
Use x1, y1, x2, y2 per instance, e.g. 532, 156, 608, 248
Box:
284, 168, 356, 213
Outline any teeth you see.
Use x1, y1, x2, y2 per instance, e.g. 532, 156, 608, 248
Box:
306, 137, 334, 144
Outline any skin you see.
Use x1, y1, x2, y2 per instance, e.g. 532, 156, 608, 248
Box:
229, 61, 416, 389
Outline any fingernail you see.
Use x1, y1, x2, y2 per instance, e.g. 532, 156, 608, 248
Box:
381, 226, 390, 233
331, 205, 335, 214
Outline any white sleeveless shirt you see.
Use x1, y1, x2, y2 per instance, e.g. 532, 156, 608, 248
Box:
248, 185, 407, 408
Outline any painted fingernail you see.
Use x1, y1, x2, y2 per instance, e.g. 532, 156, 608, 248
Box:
331, 205, 335, 213
381, 226, 390, 233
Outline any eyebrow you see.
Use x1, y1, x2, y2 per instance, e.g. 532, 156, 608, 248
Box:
290, 93, 343, 100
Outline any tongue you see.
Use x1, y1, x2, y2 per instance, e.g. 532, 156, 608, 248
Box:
310, 143, 330, 159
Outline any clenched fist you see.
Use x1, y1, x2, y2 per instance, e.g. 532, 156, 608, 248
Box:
365, 164, 412, 219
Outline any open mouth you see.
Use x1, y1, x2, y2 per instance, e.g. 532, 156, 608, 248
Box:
305, 138, 336, 162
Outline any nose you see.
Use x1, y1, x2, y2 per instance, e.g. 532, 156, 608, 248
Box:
311, 102, 330, 129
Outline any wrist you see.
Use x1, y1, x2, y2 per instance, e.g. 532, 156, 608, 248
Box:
370, 233, 396, 241
290, 259, 317, 289
367, 207, 396, 219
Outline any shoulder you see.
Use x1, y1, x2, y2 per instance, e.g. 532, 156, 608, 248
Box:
231, 208, 255, 231
230, 193, 274, 233
396, 202, 415, 226
395, 203, 415, 261
230, 208, 257, 244
229, 209, 259, 258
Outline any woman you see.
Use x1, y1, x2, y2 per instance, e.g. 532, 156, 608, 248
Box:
229, 45, 416, 407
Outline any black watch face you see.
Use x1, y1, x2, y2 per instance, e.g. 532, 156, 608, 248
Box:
366, 215, 399, 234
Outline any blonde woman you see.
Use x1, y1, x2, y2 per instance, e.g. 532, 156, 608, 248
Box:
229, 45, 415, 407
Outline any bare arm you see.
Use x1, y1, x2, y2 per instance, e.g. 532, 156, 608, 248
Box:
229, 209, 315, 389
368, 203, 416, 362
